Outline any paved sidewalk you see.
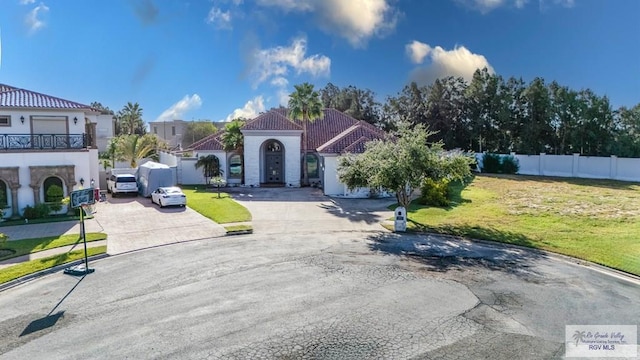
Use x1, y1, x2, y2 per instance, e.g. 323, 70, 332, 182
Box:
0, 240, 107, 270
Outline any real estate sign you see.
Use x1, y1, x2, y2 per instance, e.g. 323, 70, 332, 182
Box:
70, 188, 95, 208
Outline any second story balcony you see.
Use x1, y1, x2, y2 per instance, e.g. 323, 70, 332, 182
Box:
0, 133, 88, 151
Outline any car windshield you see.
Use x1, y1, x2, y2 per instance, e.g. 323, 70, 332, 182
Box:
166, 188, 181, 194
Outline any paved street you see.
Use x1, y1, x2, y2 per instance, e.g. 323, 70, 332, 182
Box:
0, 188, 638, 359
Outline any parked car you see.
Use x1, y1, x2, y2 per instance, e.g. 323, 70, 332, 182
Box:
151, 187, 187, 207
107, 174, 139, 197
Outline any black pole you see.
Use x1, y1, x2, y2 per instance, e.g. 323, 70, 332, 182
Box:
81, 205, 89, 270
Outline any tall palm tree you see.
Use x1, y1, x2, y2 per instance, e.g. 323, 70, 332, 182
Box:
221, 119, 246, 184
116, 134, 157, 168
288, 83, 323, 186
119, 102, 143, 135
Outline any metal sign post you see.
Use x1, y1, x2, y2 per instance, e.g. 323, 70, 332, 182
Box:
64, 188, 96, 276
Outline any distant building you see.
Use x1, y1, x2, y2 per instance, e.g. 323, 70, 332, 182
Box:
148, 119, 225, 150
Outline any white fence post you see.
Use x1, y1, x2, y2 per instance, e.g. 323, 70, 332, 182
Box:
610, 155, 618, 180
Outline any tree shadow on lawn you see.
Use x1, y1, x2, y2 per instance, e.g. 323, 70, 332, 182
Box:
367, 225, 547, 278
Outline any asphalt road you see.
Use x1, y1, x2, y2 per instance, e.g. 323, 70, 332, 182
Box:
0, 188, 638, 359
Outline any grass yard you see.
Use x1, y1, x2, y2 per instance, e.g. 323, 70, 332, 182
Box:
0, 246, 107, 284
402, 174, 640, 276
0, 233, 107, 261
181, 186, 252, 224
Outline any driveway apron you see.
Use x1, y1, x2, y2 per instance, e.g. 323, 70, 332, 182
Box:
227, 187, 395, 235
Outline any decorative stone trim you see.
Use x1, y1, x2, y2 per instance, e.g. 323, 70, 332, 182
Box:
0, 167, 20, 218
29, 165, 76, 205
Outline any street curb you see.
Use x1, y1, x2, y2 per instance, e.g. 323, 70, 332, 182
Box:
0, 253, 110, 293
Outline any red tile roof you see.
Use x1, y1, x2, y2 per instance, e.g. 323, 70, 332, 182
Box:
189, 130, 225, 151
0, 83, 93, 110
189, 108, 387, 154
242, 110, 302, 131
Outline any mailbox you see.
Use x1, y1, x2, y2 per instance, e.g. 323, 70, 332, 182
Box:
394, 206, 407, 232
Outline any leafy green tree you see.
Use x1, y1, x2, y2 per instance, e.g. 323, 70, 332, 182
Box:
319, 83, 381, 127
382, 82, 428, 130
90, 102, 114, 115
195, 155, 222, 187
424, 76, 468, 149
114, 134, 163, 168
289, 83, 323, 186
182, 121, 218, 148
519, 77, 553, 154
117, 102, 145, 135
612, 104, 640, 157
337, 124, 474, 209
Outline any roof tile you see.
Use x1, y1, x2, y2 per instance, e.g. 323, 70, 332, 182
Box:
0, 83, 92, 110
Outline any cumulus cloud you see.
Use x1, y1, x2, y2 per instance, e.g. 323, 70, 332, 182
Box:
249, 36, 330, 88
406, 40, 431, 64
155, 94, 202, 122
206, 7, 232, 29
407, 43, 494, 85
225, 96, 265, 121
25, 3, 49, 34
256, 0, 399, 47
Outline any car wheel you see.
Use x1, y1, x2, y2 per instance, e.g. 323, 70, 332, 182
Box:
112, 192, 117, 198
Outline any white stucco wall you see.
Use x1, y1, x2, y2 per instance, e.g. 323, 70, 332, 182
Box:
242, 131, 302, 187
1, 149, 98, 217
179, 151, 227, 185
0, 109, 88, 135
321, 155, 373, 198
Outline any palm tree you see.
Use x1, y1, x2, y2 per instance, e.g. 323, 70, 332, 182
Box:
221, 119, 245, 153
288, 83, 323, 186
194, 155, 222, 187
116, 134, 157, 168
119, 102, 143, 135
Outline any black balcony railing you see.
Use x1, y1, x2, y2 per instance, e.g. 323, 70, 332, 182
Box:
0, 133, 87, 150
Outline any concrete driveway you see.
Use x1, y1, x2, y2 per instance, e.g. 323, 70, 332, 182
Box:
95, 194, 226, 254
227, 187, 395, 234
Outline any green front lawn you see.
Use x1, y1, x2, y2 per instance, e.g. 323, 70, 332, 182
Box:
181, 186, 251, 224
0, 246, 107, 284
399, 174, 640, 276
0, 233, 107, 261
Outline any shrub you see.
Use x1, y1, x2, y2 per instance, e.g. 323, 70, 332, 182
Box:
46, 185, 64, 212
501, 155, 520, 174
23, 203, 51, 219
481, 153, 520, 174
418, 178, 450, 207
481, 153, 502, 173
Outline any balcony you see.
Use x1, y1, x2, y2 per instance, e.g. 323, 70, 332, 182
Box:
0, 133, 88, 151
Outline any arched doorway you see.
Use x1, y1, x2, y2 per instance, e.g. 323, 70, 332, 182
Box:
264, 140, 284, 184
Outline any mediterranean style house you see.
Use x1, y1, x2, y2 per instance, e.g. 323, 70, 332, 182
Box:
178, 108, 387, 196
0, 84, 112, 218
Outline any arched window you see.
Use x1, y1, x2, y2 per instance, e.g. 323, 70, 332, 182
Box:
0, 180, 8, 208
266, 141, 282, 152
228, 154, 243, 178
302, 153, 319, 178
43, 177, 64, 203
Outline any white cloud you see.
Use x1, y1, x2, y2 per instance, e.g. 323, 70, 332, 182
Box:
206, 7, 232, 29
250, 36, 330, 88
457, 0, 574, 12
408, 43, 494, 85
405, 40, 431, 64
19, 0, 36, 4
270, 76, 289, 87
225, 96, 265, 121
25, 3, 49, 34
155, 94, 202, 122
554, 0, 575, 8
256, 0, 398, 47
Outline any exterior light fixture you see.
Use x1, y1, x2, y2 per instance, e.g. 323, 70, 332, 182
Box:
79, 178, 85, 186
20, 116, 25, 124
90, 179, 95, 187
74, 117, 78, 125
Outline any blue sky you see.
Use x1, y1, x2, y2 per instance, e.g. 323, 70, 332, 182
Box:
0, 0, 638, 124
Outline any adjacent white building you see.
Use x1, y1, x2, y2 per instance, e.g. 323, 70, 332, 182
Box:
0, 84, 104, 218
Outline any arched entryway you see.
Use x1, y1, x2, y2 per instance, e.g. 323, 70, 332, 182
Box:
263, 140, 284, 184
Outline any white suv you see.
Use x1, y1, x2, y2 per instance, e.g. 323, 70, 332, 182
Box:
107, 174, 139, 197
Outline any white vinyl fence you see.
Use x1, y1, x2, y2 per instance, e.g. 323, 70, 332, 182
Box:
478, 153, 640, 182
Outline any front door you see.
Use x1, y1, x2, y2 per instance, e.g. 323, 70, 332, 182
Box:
264, 140, 284, 184
265, 153, 283, 183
